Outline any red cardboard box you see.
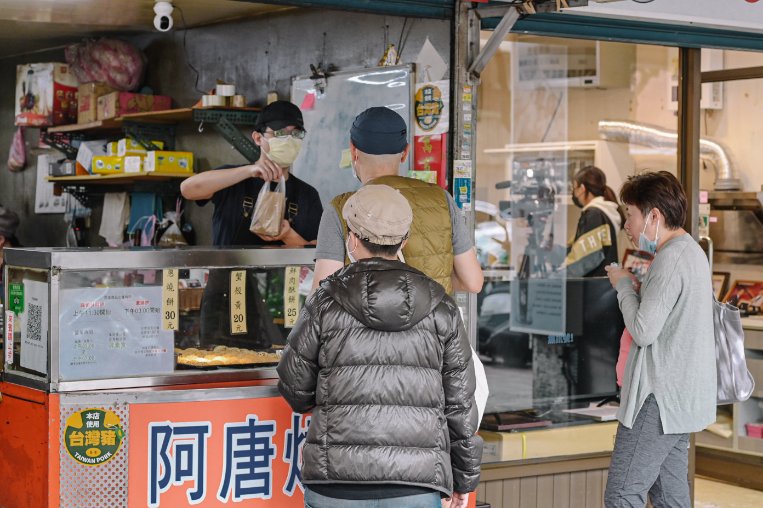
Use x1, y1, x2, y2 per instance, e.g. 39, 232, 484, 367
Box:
97, 92, 172, 120
77, 82, 116, 124
15, 63, 79, 126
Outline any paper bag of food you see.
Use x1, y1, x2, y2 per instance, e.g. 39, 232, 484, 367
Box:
250, 176, 285, 237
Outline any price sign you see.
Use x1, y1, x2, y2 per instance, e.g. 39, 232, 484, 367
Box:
161, 269, 179, 332
4, 311, 13, 364
229, 270, 247, 335
284, 266, 300, 328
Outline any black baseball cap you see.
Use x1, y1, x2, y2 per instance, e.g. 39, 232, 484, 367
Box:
350, 107, 408, 155
254, 100, 304, 132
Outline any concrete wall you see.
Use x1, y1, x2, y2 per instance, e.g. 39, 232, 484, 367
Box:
0, 8, 451, 248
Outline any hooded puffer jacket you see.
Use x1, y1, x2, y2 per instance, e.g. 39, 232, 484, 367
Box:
277, 258, 482, 496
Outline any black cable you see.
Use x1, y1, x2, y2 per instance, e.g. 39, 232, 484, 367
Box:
174, 5, 206, 95
396, 18, 408, 63
540, 90, 565, 143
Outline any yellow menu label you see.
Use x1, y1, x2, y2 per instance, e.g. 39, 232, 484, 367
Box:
284, 266, 300, 328
230, 270, 247, 335
161, 269, 179, 331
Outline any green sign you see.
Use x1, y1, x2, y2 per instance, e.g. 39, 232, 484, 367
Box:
8, 283, 23, 316
64, 408, 125, 466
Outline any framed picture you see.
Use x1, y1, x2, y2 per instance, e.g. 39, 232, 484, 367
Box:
724, 280, 763, 313
712, 272, 730, 301
622, 249, 654, 281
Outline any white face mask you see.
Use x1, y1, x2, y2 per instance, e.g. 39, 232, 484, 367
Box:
266, 136, 302, 167
350, 157, 361, 183
346, 235, 357, 263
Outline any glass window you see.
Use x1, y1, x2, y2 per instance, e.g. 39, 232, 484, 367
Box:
476, 35, 679, 457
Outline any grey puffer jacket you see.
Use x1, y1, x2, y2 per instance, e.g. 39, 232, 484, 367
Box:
277, 258, 482, 496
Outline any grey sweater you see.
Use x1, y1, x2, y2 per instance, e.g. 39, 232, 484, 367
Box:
616, 234, 717, 434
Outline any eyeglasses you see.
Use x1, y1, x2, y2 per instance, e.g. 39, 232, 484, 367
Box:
269, 128, 306, 140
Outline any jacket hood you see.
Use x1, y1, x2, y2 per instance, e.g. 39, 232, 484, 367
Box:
585, 196, 622, 229
321, 258, 447, 332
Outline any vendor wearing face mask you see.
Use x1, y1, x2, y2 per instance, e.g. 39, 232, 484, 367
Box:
565, 165, 625, 277
181, 100, 322, 247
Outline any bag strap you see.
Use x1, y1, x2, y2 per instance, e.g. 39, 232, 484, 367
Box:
231, 188, 255, 245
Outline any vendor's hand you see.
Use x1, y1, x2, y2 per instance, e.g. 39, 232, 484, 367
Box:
447, 492, 469, 508
248, 157, 283, 182
605, 264, 634, 290
256, 219, 291, 243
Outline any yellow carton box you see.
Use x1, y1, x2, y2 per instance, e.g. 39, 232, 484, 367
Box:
144, 151, 194, 175
479, 422, 618, 463
106, 141, 119, 156
117, 138, 165, 157
91, 156, 124, 175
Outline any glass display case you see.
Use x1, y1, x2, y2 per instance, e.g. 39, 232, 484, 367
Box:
2, 247, 316, 392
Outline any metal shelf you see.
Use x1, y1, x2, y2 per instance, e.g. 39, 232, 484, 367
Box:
193, 107, 261, 163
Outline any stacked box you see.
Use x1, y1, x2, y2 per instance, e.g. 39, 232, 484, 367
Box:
91, 156, 124, 175
144, 151, 194, 175
15, 63, 78, 126
77, 82, 116, 124
97, 92, 172, 120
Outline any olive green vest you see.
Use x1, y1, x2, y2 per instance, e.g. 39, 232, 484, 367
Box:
331, 175, 454, 293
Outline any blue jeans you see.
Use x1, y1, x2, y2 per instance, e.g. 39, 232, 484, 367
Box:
304, 488, 442, 508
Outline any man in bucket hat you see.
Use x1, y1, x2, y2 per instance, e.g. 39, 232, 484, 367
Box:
278, 184, 482, 508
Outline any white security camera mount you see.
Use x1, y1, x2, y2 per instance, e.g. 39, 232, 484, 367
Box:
154, 1, 174, 32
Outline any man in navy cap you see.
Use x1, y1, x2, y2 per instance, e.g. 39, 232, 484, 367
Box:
181, 100, 322, 247
312, 106, 483, 294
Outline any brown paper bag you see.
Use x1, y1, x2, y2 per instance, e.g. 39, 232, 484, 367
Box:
250, 176, 285, 237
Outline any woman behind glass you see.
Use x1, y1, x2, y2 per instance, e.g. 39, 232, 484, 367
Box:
604, 171, 716, 508
568, 165, 624, 277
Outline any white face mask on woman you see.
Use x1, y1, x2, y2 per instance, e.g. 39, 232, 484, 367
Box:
266, 136, 302, 167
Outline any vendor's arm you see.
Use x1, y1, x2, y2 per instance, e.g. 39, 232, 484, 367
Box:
257, 220, 315, 247
311, 206, 346, 291
606, 264, 679, 348
447, 192, 484, 293
180, 159, 283, 201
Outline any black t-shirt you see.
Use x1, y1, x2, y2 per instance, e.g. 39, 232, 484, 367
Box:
196, 166, 323, 246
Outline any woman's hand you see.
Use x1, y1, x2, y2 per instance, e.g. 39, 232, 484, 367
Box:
605, 264, 636, 290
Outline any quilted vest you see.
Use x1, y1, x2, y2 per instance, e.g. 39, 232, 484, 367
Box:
331, 175, 454, 293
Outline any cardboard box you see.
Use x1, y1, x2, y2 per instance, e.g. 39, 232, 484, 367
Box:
75, 140, 108, 175
15, 63, 78, 126
97, 92, 172, 120
479, 422, 618, 463
123, 156, 143, 174
107, 141, 119, 156
77, 82, 116, 124
144, 151, 193, 175
117, 138, 165, 157
48, 159, 76, 177
92, 156, 124, 175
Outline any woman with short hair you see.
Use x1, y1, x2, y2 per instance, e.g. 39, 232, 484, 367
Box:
604, 171, 716, 508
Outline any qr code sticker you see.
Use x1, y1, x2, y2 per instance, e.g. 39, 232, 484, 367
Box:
26, 303, 43, 341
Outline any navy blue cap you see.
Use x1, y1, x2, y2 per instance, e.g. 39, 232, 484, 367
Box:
350, 107, 408, 155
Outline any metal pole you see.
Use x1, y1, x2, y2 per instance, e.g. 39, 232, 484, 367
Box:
677, 47, 701, 239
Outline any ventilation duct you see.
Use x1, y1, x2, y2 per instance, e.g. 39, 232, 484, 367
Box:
597, 120, 741, 190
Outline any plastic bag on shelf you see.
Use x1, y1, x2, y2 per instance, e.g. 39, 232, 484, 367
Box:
65, 38, 146, 91
7, 127, 26, 172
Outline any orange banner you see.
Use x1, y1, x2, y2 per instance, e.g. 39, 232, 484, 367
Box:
129, 396, 308, 507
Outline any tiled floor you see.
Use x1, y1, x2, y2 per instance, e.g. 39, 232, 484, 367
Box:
695, 477, 763, 508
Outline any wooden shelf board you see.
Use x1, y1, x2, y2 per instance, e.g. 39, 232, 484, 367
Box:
46, 107, 263, 133
47, 172, 189, 184
47, 118, 123, 133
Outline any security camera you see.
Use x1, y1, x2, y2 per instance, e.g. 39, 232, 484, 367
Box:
153, 1, 174, 32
